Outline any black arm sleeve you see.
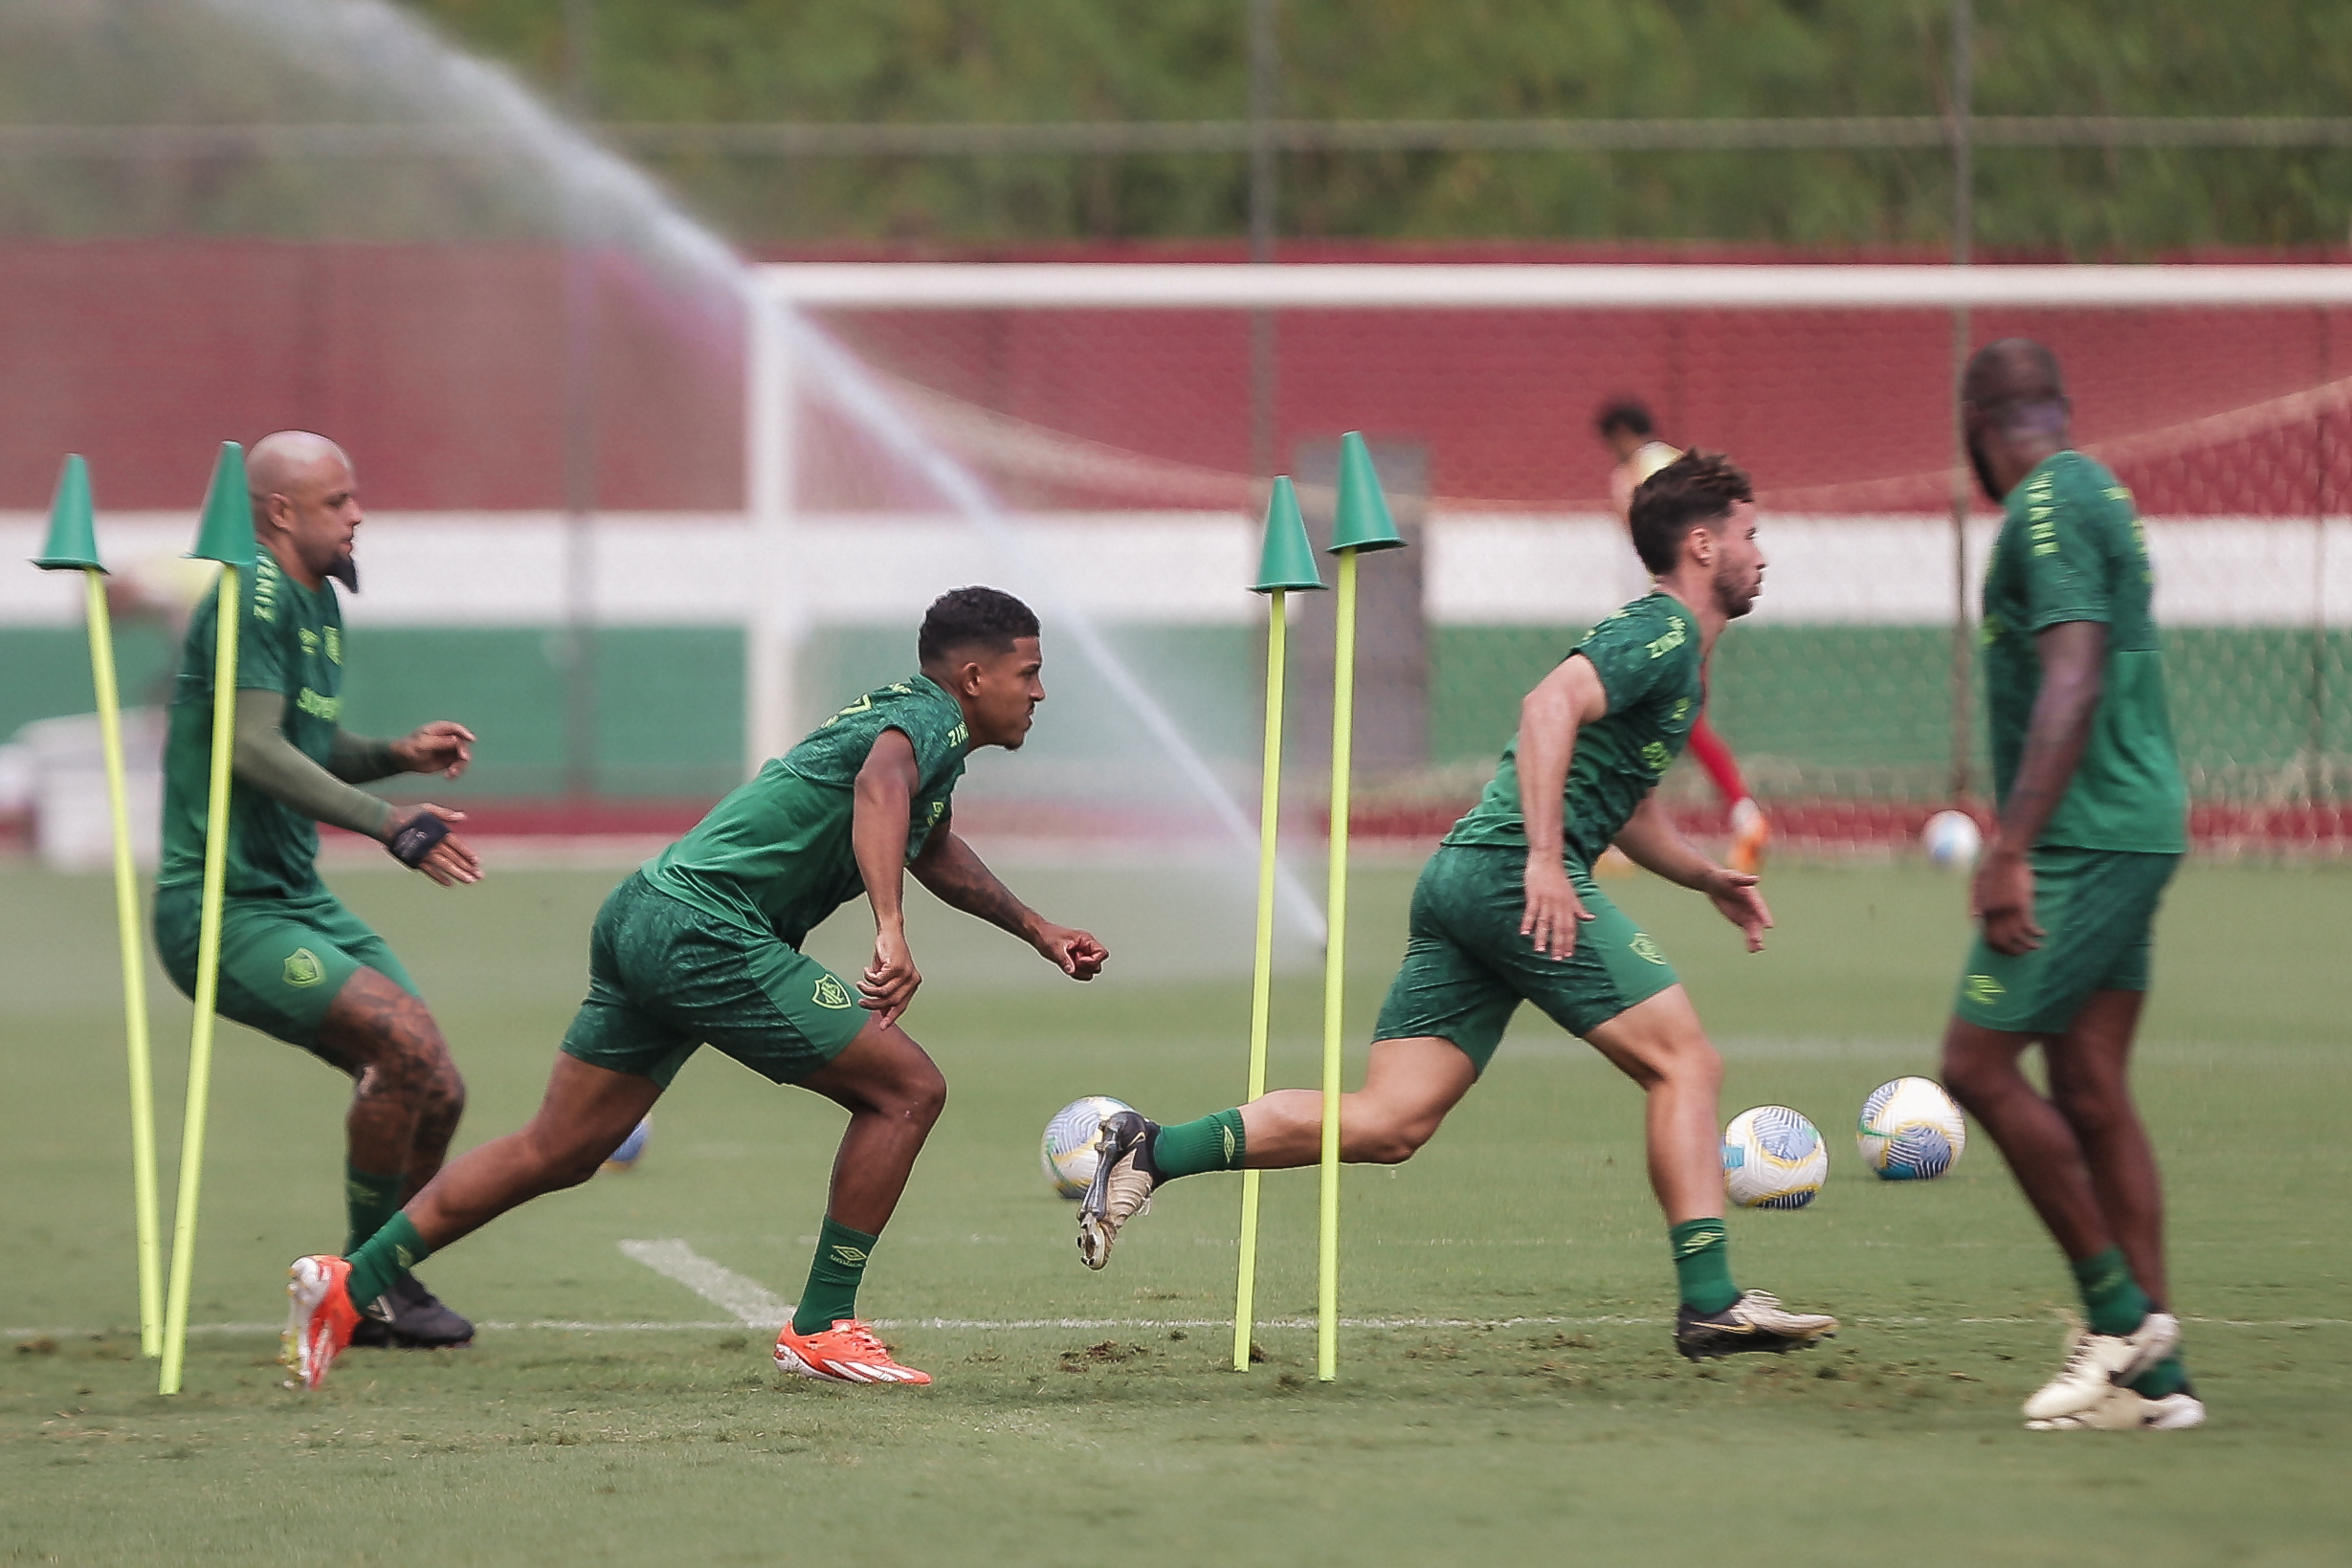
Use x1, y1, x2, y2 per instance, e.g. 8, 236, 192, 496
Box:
231, 690, 395, 839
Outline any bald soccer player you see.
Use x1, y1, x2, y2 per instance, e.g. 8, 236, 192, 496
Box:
1937, 342, 2201, 1432
153, 431, 483, 1350
1596, 399, 1769, 874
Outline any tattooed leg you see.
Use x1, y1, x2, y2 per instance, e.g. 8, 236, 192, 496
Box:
317, 967, 468, 1195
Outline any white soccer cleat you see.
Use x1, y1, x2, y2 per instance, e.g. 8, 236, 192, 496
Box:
2027, 1383, 2207, 1431
1076, 1111, 1159, 1270
2021, 1313, 2181, 1423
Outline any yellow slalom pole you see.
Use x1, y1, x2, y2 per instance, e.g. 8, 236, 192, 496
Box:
83, 572, 165, 1357
1318, 549, 1359, 1382
1232, 589, 1289, 1371
160, 563, 239, 1395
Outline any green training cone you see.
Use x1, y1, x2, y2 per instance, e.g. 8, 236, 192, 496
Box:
33, 454, 103, 573
1252, 477, 1325, 593
186, 442, 254, 569
1328, 431, 1407, 555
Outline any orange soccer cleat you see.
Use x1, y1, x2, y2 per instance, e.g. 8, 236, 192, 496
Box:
773, 1318, 932, 1385
281, 1254, 361, 1390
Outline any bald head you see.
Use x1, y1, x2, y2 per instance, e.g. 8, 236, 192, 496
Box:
1962, 339, 2071, 503
249, 431, 363, 590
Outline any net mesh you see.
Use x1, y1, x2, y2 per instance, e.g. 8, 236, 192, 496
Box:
796, 295, 2352, 852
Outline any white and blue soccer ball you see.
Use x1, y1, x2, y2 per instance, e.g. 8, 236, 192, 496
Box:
1721, 1105, 1828, 1210
1857, 1076, 1967, 1181
602, 1113, 652, 1172
1041, 1095, 1134, 1200
1923, 808, 1984, 869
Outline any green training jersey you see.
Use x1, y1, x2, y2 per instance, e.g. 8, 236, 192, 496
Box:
1444, 589, 1704, 865
643, 675, 971, 945
1981, 451, 2186, 853
158, 550, 348, 897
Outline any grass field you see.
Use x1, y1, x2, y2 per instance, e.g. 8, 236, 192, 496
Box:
5, 851, 2349, 1566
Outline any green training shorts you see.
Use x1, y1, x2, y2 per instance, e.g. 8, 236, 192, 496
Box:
153, 883, 419, 1057
560, 871, 869, 1090
1952, 846, 2180, 1037
1372, 844, 1681, 1074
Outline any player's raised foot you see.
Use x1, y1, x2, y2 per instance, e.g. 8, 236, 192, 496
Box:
2027, 1381, 2207, 1432
1727, 798, 1769, 876
773, 1319, 931, 1385
281, 1255, 361, 1391
2021, 1313, 2180, 1423
348, 1273, 475, 1350
1675, 1290, 1838, 1361
1077, 1110, 1160, 1270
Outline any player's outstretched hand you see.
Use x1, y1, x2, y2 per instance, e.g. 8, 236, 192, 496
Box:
1520, 856, 1593, 961
385, 804, 481, 887
1033, 923, 1108, 981
1702, 868, 1772, 953
394, 720, 476, 780
1970, 842, 2043, 956
860, 925, 921, 1028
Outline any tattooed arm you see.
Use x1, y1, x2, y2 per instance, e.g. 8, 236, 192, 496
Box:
910, 811, 1108, 980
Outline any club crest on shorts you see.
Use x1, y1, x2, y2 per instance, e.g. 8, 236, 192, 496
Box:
283, 947, 325, 987
812, 974, 854, 1009
1629, 933, 1668, 965
1964, 973, 2006, 1005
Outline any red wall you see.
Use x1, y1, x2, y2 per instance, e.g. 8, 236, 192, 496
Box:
6, 239, 2343, 518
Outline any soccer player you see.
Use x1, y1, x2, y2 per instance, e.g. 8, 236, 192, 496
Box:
1936, 342, 2201, 1432
284, 587, 1108, 1390
1078, 454, 1837, 1361
154, 431, 484, 1350
1597, 400, 1769, 874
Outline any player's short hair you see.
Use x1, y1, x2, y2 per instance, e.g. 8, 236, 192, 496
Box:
1629, 451, 1753, 575
1594, 398, 1654, 440
919, 585, 1040, 665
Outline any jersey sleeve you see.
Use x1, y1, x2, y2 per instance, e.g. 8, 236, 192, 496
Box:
1572, 601, 1696, 716
2017, 482, 2116, 633
231, 564, 292, 693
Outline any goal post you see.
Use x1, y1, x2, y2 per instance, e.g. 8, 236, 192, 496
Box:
744, 262, 2352, 853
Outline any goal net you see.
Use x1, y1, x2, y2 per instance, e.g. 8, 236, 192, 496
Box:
745, 264, 2352, 861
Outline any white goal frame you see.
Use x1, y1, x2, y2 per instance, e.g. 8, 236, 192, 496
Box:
742, 262, 2352, 770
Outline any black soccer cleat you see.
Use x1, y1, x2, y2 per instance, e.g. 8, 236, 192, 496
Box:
348, 1272, 475, 1349
1076, 1111, 1160, 1271
1674, 1290, 1838, 1361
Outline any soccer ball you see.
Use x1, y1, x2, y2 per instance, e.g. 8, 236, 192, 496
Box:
1040, 1095, 1134, 1200
1923, 808, 1983, 868
1721, 1105, 1828, 1210
601, 1113, 652, 1173
1856, 1076, 1967, 1181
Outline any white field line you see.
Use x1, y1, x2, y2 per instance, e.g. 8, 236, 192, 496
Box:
11, 1313, 2348, 1340
617, 1238, 795, 1328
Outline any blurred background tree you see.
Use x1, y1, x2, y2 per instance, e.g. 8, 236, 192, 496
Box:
407, 0, 2352, 253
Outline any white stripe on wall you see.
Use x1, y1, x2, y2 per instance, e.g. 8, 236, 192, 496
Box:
4, 511, 2345, 629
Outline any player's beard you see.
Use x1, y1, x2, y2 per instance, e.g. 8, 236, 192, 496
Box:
326, 548, 359, 592
1715, 562, 1759, 619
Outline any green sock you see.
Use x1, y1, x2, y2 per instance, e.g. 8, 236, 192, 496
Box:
2069, 1247, 2153, 1337
2128, 1355, 2189, 1399
792, 1217, 880, 1336
1149, 1110, 1247, 1182
345, 1212, 430, 1309
344, 1162, 404, 1257
1670, 1218, 1739, 1314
